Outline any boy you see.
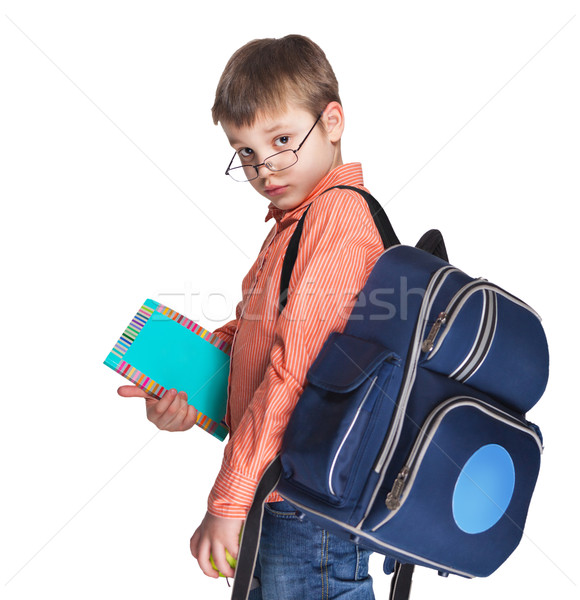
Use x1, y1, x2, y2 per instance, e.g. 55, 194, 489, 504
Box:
119, 35, 384, 599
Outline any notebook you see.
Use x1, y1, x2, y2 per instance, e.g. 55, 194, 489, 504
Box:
104, 299, 231, 441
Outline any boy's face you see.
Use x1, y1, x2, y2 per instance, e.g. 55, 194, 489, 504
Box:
221, 104, 343, 211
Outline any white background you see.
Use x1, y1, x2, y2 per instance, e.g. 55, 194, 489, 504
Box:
1, 1, 578, 598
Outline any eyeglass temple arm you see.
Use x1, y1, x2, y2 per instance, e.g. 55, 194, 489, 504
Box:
225, 152, 237, 175
295, 110, 324, 152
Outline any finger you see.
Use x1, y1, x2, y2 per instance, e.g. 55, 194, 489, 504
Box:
173, 393, 198, 431
190, 528, 200, 559
117, 385, 154, 399
197, 539, 219, 579
164, 392, 197, 431
229, 527, 241, 560
154, 391, 189, 430
185, 404, 199, 430
212, 542, 235, 579
145, 388, 178, 424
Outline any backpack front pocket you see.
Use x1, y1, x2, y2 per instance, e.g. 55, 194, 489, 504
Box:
420, 282, 549, 413
280, 332, 402, 508
367, 396, 542, 577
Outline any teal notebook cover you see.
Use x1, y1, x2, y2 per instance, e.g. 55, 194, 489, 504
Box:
104, 299, 230, 441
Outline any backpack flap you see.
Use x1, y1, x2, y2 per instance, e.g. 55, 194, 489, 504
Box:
419, 282, 549, 414
279, 332, 402, 515
306, 332, 397, 392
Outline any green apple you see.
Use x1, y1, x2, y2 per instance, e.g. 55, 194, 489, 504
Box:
210, 547, 237, 578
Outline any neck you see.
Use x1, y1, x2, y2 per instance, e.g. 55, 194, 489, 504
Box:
330, 142, 343, 170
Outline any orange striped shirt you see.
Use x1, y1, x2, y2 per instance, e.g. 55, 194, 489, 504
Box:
209, 163, 385, 519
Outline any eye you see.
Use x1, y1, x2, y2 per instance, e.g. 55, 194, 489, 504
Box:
274, 136, 290, 147
238, 147, 254, 160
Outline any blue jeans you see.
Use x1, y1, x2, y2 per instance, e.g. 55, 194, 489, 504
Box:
248, 500, 375, 600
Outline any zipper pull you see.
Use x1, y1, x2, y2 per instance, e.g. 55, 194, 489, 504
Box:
385, 466, 410, 510
421, 312, 447, 353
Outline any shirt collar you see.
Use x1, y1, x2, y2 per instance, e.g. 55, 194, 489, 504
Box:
265, 163, 364, 229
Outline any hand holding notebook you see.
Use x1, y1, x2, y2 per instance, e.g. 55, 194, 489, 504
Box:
117, 386, 199, 432
104, 299, 231, 441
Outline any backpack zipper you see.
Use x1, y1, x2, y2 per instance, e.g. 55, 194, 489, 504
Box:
449, 288, 497, 382
424, 280, 541, 361
372, 265, 458, 477
421, 312, 447, 353
421, 285, 497, 383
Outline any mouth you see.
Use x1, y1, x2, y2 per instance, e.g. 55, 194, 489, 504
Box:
264, 185, 288, 197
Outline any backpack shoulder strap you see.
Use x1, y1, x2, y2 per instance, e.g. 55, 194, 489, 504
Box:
278, 203, 313, 312
278, 185, 400, 312
332, 185, 400, 249
231, 456, 283, 600
389, 562, 415, 600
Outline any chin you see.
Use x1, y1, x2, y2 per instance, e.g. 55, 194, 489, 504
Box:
275, 194, 305, 211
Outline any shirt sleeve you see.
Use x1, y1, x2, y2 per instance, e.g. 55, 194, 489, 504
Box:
207, 190, 384, 519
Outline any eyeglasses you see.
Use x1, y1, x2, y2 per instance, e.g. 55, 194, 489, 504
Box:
225, 111, 323, 183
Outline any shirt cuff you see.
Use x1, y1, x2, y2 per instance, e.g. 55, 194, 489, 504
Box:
207, 460, 257, 519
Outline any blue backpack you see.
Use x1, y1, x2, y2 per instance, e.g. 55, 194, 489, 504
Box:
231, 187, 549, 600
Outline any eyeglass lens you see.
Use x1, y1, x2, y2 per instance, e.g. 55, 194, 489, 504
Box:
228, 150, 298, 182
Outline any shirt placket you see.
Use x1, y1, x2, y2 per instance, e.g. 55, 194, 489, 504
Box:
225, 227, 281, 428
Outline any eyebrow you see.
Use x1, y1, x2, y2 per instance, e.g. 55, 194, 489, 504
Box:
263, 121, 287, 134
228, 122, 291, 147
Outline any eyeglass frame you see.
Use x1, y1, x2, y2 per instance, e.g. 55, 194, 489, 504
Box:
224, 111, 324, 182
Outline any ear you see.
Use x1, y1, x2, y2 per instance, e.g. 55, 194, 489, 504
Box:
322, 101, 345, 143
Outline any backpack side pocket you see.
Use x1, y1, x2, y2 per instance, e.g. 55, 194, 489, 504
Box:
280, 332, 401, 510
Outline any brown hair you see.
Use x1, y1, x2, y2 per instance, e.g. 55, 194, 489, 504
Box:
211, 35, 341, 126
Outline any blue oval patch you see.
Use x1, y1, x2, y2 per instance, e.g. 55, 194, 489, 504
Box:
452, 444, 515, 534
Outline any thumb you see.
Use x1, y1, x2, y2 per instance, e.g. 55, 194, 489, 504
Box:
117, 385, 153, 398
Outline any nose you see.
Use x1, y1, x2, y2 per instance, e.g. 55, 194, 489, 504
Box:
255, 162, 272, 180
